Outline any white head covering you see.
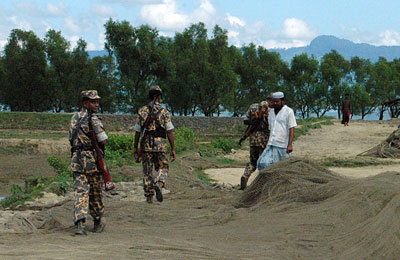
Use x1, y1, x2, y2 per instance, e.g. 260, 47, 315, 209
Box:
272, 91, 284, 99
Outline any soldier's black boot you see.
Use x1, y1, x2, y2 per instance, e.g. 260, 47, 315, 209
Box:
75, 220, 87, 236
146, 195, 153, 203
154, 183, 163, 202
240, 176, 247, 190
93, 218, 105, 233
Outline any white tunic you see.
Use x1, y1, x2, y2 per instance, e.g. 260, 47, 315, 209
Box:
268, 105, 297, 148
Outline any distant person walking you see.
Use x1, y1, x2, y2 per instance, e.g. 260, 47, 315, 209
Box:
341, 93, 351, 126
257, 92, 297, 171
134, 85, 176, 204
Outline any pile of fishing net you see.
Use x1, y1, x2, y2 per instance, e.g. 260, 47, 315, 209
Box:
236, 157, 346, 208
235, 157, 400, 259
359, 125, 400, 158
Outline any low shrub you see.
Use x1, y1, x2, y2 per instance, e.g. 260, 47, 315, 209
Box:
211, 137, 240, 153
105, 134, 136, 167
170, 126, 197, 154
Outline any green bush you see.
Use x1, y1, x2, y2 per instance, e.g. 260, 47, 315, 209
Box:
321, 119, 334, 125
171, 127, 197, 154
211, 137, 239, 153
0, 184, 31, 208
105, 134, 136, 167
107, 134, 135, 153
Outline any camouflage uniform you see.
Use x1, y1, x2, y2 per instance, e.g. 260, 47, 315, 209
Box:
68, 90, 108, 225
134, 99, 174, 198
242, 103, 270, 181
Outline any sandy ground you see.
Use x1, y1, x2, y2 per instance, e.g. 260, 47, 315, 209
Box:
2, 119, 400, 260
207, 120, 400, 186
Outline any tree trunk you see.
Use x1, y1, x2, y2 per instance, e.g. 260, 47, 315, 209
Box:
379, 106, 384, 120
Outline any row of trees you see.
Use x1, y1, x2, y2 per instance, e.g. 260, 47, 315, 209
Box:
1, 19, 400, 119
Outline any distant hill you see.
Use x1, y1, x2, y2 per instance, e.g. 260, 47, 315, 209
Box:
88, 35, 400, 63
270, 35, 400, 62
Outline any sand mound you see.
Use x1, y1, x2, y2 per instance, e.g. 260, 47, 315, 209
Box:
360, 125, 400, 158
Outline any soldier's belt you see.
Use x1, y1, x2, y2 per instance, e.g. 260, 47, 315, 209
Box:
71, 145, 94, 152
147, 130, 166, 138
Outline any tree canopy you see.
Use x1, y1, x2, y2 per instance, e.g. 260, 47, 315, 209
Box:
1, 21, 400, 120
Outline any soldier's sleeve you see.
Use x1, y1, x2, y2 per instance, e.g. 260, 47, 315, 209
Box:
134, 106, 146, 132
164, 109, 174, 131
92, 115, 108, 142
68, 113, 79, 144
246, 106, 252, 119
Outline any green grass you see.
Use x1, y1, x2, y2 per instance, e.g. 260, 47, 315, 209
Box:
0, 112, 71, 130
196, 170, 214, 183
322, 157, 392, 167
0, 142, 38, 154
0, 130, 66, 139
294, 117, 333, 140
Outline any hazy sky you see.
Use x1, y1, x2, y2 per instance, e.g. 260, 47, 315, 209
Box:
1, 0, 399, 51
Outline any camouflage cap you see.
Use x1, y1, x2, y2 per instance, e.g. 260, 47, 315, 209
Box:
260, 101, 269, 107
149, 85, 162, 93
81, 90, 101, 100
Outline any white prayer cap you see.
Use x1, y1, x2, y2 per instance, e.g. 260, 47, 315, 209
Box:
272, 91, 284, 99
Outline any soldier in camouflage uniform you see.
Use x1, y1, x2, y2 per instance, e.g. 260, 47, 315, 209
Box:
69, 90, 108, 235
134, 85, 176, 203
240, 100, 271, 190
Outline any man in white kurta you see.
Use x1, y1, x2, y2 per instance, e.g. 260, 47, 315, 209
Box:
257, 91, 297, 170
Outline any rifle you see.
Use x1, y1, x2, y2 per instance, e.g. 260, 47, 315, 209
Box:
88, 112, 115, 191
238, 107, 267, 146
135, 97, 157, 163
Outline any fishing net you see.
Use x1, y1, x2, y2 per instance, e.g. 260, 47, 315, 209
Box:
236, 157, 346, 208
359, 125, 400, 158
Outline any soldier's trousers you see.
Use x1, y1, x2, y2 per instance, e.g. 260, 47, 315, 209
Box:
73, 171, 104, 224
142, 152, 168, 197
242, 146, 265, 180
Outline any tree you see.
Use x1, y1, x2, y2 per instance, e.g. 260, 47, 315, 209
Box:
289, 53, 319, 118
44, 29, 73, 112
197, 25, 237, 116
225, 46, 244, 116
349, 57, 374, 119
320, 50, 350, 118
89, 56, 118, 113
0, 57, 5, 109
104, 19, 167, 112
3, 29, 51, 111
368, 57, 397, 120
163, 24, 207, 116
237, 44, 288, 114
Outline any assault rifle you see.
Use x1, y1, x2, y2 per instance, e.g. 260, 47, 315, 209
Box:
88, 113, 115, 191
135, 97, 157, 163
238, 108, 267, 146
